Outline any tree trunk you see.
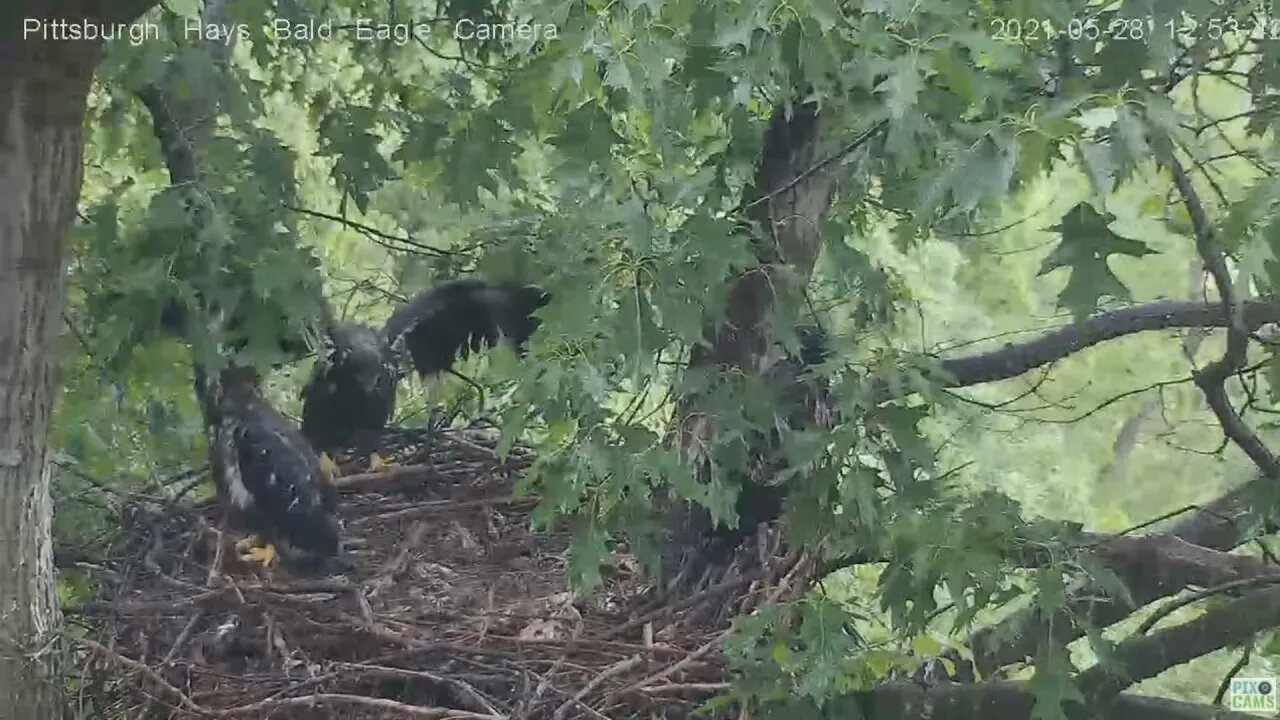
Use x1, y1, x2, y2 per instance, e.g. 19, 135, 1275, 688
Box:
0, 31, 100, 720
661, 102, 851, 587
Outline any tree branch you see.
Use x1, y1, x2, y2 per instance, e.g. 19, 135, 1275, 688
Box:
1167, 155, 1280, 480
926, 173, 1280, 682
916, 299, 1280, 395
1078, 584, 1280, 705
928, 506, 1280, 680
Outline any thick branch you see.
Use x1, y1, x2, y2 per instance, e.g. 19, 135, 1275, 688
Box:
909, 294, 1280, 680
934, 227, 1280, 682
923, 298, 1280, 393
1080, 532, 1280, 593
829, 529, 1280, 591
1078, 584, 1280, 704
1167, 156, 1280, 481
965, 153, 1280, 706
1165, 477, 1276, 550
931, 510, 1280, 680
135, 85, 199, 187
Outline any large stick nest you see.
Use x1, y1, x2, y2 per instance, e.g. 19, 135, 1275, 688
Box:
66, 428, 812, 719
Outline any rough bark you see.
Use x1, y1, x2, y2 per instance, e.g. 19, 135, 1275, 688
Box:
0, 28, 101, 720
1076, 583, 1280, 706
661, 102, 852, 584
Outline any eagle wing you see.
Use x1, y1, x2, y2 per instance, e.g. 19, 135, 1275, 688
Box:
296, 278, 549, 458
380, 278, 550, 378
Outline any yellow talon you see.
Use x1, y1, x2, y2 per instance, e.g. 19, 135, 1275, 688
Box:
368, 452, 389, 471
238, 542, 277, 567
319, 452, 341, 480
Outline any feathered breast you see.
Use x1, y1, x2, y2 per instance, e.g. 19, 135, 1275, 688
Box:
300, 324, 398, 453
223, 396, 340, 558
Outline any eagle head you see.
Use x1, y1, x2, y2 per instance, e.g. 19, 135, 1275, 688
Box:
331, 323, 392, 392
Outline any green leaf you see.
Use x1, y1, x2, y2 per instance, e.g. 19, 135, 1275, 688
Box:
164, 0, 202, 20
566, 522, 610, 591
1113, 105, 1150, 165
603, 55, 633, 92
317, 108, 394, 214
1029, 638, 1081, 720
1095, 41, 1149, 90
497, 408, 530, 460
877, 57, 924, 120
800, 0, 843, 32
614, 285, 664, 378
1038, 202, 1156, 320
551, 103, 622, 169
911, 634, 942, 656
441, 113, 523, 206
1035, 567, 1067, 614
953, 133, 1018, 212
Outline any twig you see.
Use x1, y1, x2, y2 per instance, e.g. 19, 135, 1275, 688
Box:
553, 655, 643, 720
162, 611, 205, 665
333, 662, 502, 716
741, 119, 888, 212
608, 631, 730, 699
352, 496, 538, 524
80, 638, 208, 715
284, 203, 458, 257
639, 682, 732, 694
602, 573, 758, 641
217, 693, 502, 718
84, 638, 507, 720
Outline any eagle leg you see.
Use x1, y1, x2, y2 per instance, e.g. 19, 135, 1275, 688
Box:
235, 535, 278, 567
319, 452, 342, 480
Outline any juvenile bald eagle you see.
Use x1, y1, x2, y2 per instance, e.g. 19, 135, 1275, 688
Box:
200, 365, 342, 571
300, 278, 550, 467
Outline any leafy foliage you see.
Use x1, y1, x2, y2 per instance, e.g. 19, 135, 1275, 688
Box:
1038, 202, 1156, 321
54, 0, 1280, 713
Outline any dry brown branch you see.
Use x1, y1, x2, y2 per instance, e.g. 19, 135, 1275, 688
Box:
610, 630, 730, 700
80, 638, 206, 715
66, 434, 750, 720
552, 655, 643, 719
69, 426, 1268, 720
216, 693, 502, 718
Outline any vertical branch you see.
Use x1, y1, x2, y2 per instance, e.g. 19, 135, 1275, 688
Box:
135, 3, 245, 473
1168, 157, 1280, 478
661, 102, 866, 587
